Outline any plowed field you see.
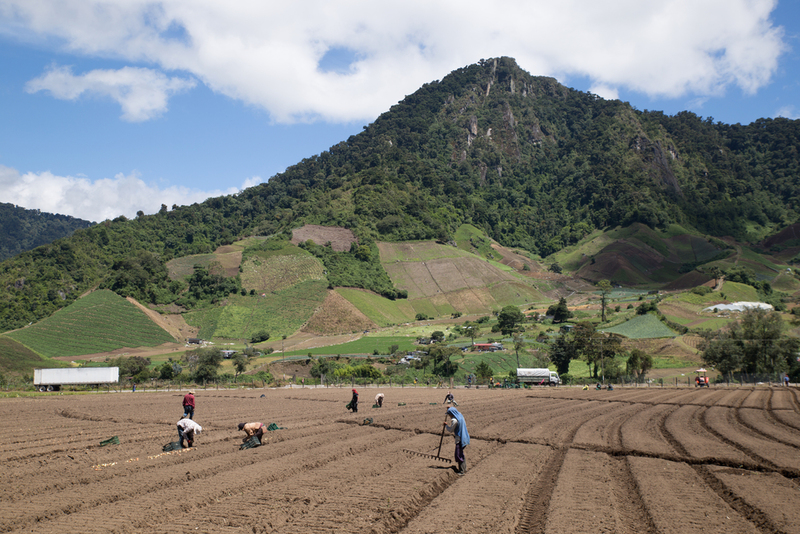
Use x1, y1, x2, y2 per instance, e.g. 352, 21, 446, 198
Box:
2, 386, 800, 533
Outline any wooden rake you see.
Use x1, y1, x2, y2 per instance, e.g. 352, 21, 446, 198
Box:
403, 415, 452, 463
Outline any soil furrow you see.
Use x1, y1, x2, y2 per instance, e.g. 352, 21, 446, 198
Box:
690, 464, 789, 534
700, 406, 779, 470
515, 403, 601, 533
3, 386, 799, 533
659, 403, 788, 533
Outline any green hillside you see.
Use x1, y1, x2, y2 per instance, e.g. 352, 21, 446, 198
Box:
336, 288, 415, 326
5, 290, 175, 358
185, 280, 329, 340
0, 202, 94, 262
1, 57, 799, 333
0, 336, 66, 375
240, 245, 325, 293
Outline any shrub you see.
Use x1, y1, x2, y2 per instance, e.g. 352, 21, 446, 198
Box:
251, 330, 271, 343
691, 286, 712, 296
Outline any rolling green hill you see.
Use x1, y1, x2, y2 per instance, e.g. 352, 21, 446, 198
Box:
0, 202, 94, 262
5, 290, 175, 358
185, 280, 329, 340
0, 336, 66, 375
1, 57, 799, 335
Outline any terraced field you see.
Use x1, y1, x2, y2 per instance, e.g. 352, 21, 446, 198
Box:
2, 386, 799, 533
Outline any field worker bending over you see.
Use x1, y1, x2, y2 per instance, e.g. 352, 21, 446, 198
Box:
443, 390, 458, 406
375, 393, 384, 407
347, 389, 359, 412
444, 407, 470, 475
183, 390, 195, 419
177, 417, 202, 448
238, 422, 265, 443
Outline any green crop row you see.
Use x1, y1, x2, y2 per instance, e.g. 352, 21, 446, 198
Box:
600, 314, 677, 339
6, 290, 174, 357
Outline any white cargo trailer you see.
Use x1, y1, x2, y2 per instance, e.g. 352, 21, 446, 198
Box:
517, 368, 560, 386
33, 367, 119, 392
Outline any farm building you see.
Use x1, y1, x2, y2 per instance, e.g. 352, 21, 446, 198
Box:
471, 343, 503, 352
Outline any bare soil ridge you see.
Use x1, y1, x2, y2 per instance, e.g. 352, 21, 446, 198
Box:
2, 386, 799, 533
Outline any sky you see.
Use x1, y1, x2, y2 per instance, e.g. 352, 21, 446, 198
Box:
0, 0, 798, 223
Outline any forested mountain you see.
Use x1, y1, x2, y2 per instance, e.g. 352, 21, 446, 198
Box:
0, 203, 94, 262
1, 57, 798, 332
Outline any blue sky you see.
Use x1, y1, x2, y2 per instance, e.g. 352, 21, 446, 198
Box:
0, 0, 798, 222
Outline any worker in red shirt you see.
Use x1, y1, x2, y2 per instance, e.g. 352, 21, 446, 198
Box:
183, 390, 195, 419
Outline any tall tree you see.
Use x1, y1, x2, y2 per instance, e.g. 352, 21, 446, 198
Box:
701, 308, 799, 376
457, 322, 482, 345
497, 305, 526, 336
475, 361, 493, 381
189, 348, 224, 383
547, 297, 573, 323
425, 345, 461, 376
572, 322, 621, 379
626, 349, 653, 380
549, 333, 578, 375
232, 353, 249, 381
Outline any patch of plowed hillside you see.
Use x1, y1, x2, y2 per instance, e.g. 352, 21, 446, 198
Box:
166, 250, 242, 280
379, 242, 522, 297
576, 240, 660, 285
662, 270, 712, 290
665, 234, 723, 263
490, 243, 543, 272
620, 336, 700, 360
386, 257, 513, 296
125, 297, 189, 342
302, 290, 377, 335
291, 225, 357, 252
377, 241, 472, 263
240, 250, 325, 293
761, 222, 800, 249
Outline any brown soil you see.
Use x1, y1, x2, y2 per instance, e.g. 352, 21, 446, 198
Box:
301, 290, 377, 335
290, 224, 357, 252
3, 386, 800, 533
125, 297, 196, 342
489, 243, 543, 272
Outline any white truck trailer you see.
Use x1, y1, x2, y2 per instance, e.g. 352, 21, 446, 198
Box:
517, 368, 560, 386
33, 367, 120, 392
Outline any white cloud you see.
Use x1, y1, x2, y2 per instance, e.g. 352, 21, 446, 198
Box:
775, 105, 799, 119
0, 164, 261, 221
2, 0, 787, 124
25, 65, 196, 121
589, 84, 619, 101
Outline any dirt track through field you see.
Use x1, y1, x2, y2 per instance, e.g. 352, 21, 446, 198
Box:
2, 386, 800, 533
